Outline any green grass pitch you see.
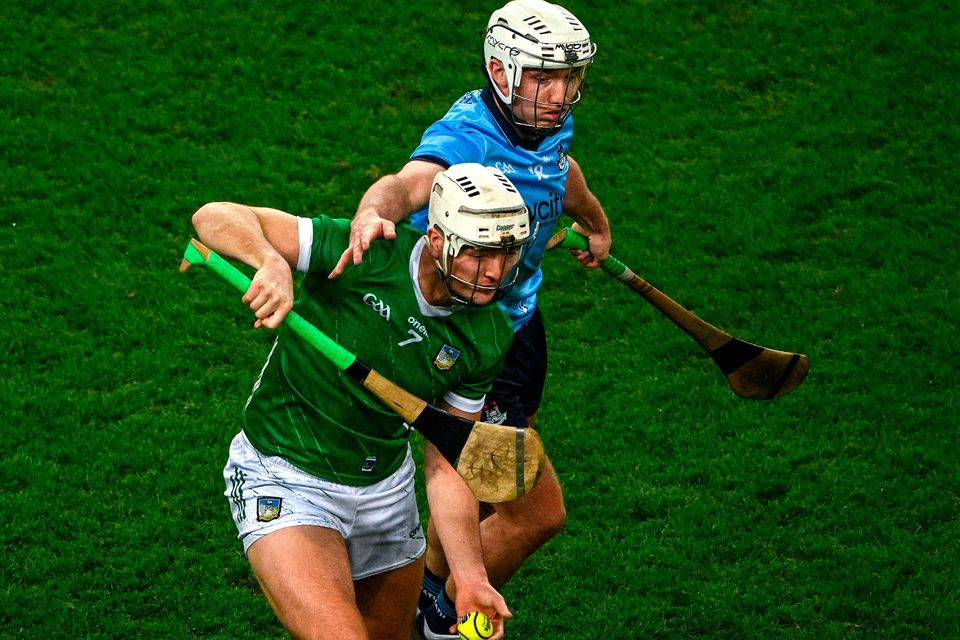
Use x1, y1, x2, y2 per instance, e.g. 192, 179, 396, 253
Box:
2, 1, 958, 638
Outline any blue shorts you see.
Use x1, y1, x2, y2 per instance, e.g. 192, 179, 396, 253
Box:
481, 307, 547, 428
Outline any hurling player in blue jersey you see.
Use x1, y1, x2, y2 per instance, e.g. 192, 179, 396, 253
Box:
329, 2, 611, 638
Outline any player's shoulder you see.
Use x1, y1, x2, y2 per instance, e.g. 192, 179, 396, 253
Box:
421, 92, 496, 155
451, 89, 483, 108
309, 214, 351, 238
308, 214, 351, 250
394, 223, 425, 247
490, 304, 515, 343
310, 213, 350, 227
436, 90, 492, 127
350, 222, 415, 264
351, 223, 420, 268
467, 301, 515, 347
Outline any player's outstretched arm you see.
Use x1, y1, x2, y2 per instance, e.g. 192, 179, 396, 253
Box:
191, 202, 299, 329
328, 160, 445, 278
423, 439, 511, 639
562, 158, 611, 268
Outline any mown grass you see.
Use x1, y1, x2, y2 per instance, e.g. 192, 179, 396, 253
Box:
2, 0, 958, 638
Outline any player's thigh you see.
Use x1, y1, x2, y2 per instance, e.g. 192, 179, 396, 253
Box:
491, 457, 565, 529
247, 525, 368, 640
476, 456, 560, 523
354, 555, 424, 640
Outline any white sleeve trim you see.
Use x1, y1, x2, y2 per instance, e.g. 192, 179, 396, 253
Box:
296, 217, 313, 273
441, 391, 485, 414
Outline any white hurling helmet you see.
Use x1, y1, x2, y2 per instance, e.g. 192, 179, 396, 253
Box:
483, 0, 597, 136
428, 163, 532, 305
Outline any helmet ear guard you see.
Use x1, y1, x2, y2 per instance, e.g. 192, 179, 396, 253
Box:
427, 163, 533, 305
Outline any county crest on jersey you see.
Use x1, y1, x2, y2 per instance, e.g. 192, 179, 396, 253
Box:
434, 344, 462, 371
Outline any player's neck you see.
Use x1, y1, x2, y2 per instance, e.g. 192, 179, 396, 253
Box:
417, 246, 455, 307
483, 84, 546, 150
497, 101, 546, 144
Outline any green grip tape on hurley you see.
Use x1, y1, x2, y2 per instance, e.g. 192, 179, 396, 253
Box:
182, 239, 357, 371
551, 227, 630, 279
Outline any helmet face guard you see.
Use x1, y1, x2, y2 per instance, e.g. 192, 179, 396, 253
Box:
503, 52, 593, 137
438, 239, 527, 306
428, 164, 533, 306
483, 1, 597, 137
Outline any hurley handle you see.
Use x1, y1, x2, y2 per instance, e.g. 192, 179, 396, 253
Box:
547, 225, 733, 351
547, 223, 633, 280
180, 239, 357, 371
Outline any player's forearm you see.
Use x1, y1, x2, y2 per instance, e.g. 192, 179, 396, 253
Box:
354, 160, 442, 224
567, 194, 609, 236
355, 175, 417, 224
423, 445, 489, 587
563, 158, 610, 236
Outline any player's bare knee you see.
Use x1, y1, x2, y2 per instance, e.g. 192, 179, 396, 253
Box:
295, 624, 368, 640
500, 499, 566, 549
545, 500, 567, 535
522, 513, 564, 551
533, 501, 566, 543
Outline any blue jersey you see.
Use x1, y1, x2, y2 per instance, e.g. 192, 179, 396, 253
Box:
408, 87, 574, 330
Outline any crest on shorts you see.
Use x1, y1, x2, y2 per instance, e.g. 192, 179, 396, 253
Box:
256, 497, 282, 522
433, 344, 462, 371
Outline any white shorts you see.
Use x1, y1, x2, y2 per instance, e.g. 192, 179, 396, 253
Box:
223, 431, 426, 580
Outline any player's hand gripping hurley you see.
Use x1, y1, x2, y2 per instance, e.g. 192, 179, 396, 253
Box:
548, 225, 809, 399
180, 239, 545, 502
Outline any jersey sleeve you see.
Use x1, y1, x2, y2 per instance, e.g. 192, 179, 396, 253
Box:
441, 391, 485, 414
302, 215, 351, 275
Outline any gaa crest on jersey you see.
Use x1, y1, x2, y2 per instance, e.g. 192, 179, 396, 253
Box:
256, 497, 282, 522
557, 144, 568, 171
433, 344, 462, 371
362, 293, 391, 322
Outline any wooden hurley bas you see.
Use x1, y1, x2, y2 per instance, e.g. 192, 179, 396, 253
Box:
180, 239, 545, 503
547, 225, 809, 400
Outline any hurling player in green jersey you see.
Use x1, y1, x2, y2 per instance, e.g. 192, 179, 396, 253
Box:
328, 3, 610, 639
191, 164, 530, 640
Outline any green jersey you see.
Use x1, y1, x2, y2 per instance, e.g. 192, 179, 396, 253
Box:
242, 216, 514, 486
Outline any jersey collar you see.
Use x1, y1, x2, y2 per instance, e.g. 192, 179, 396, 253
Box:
409, 237, 457, 317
